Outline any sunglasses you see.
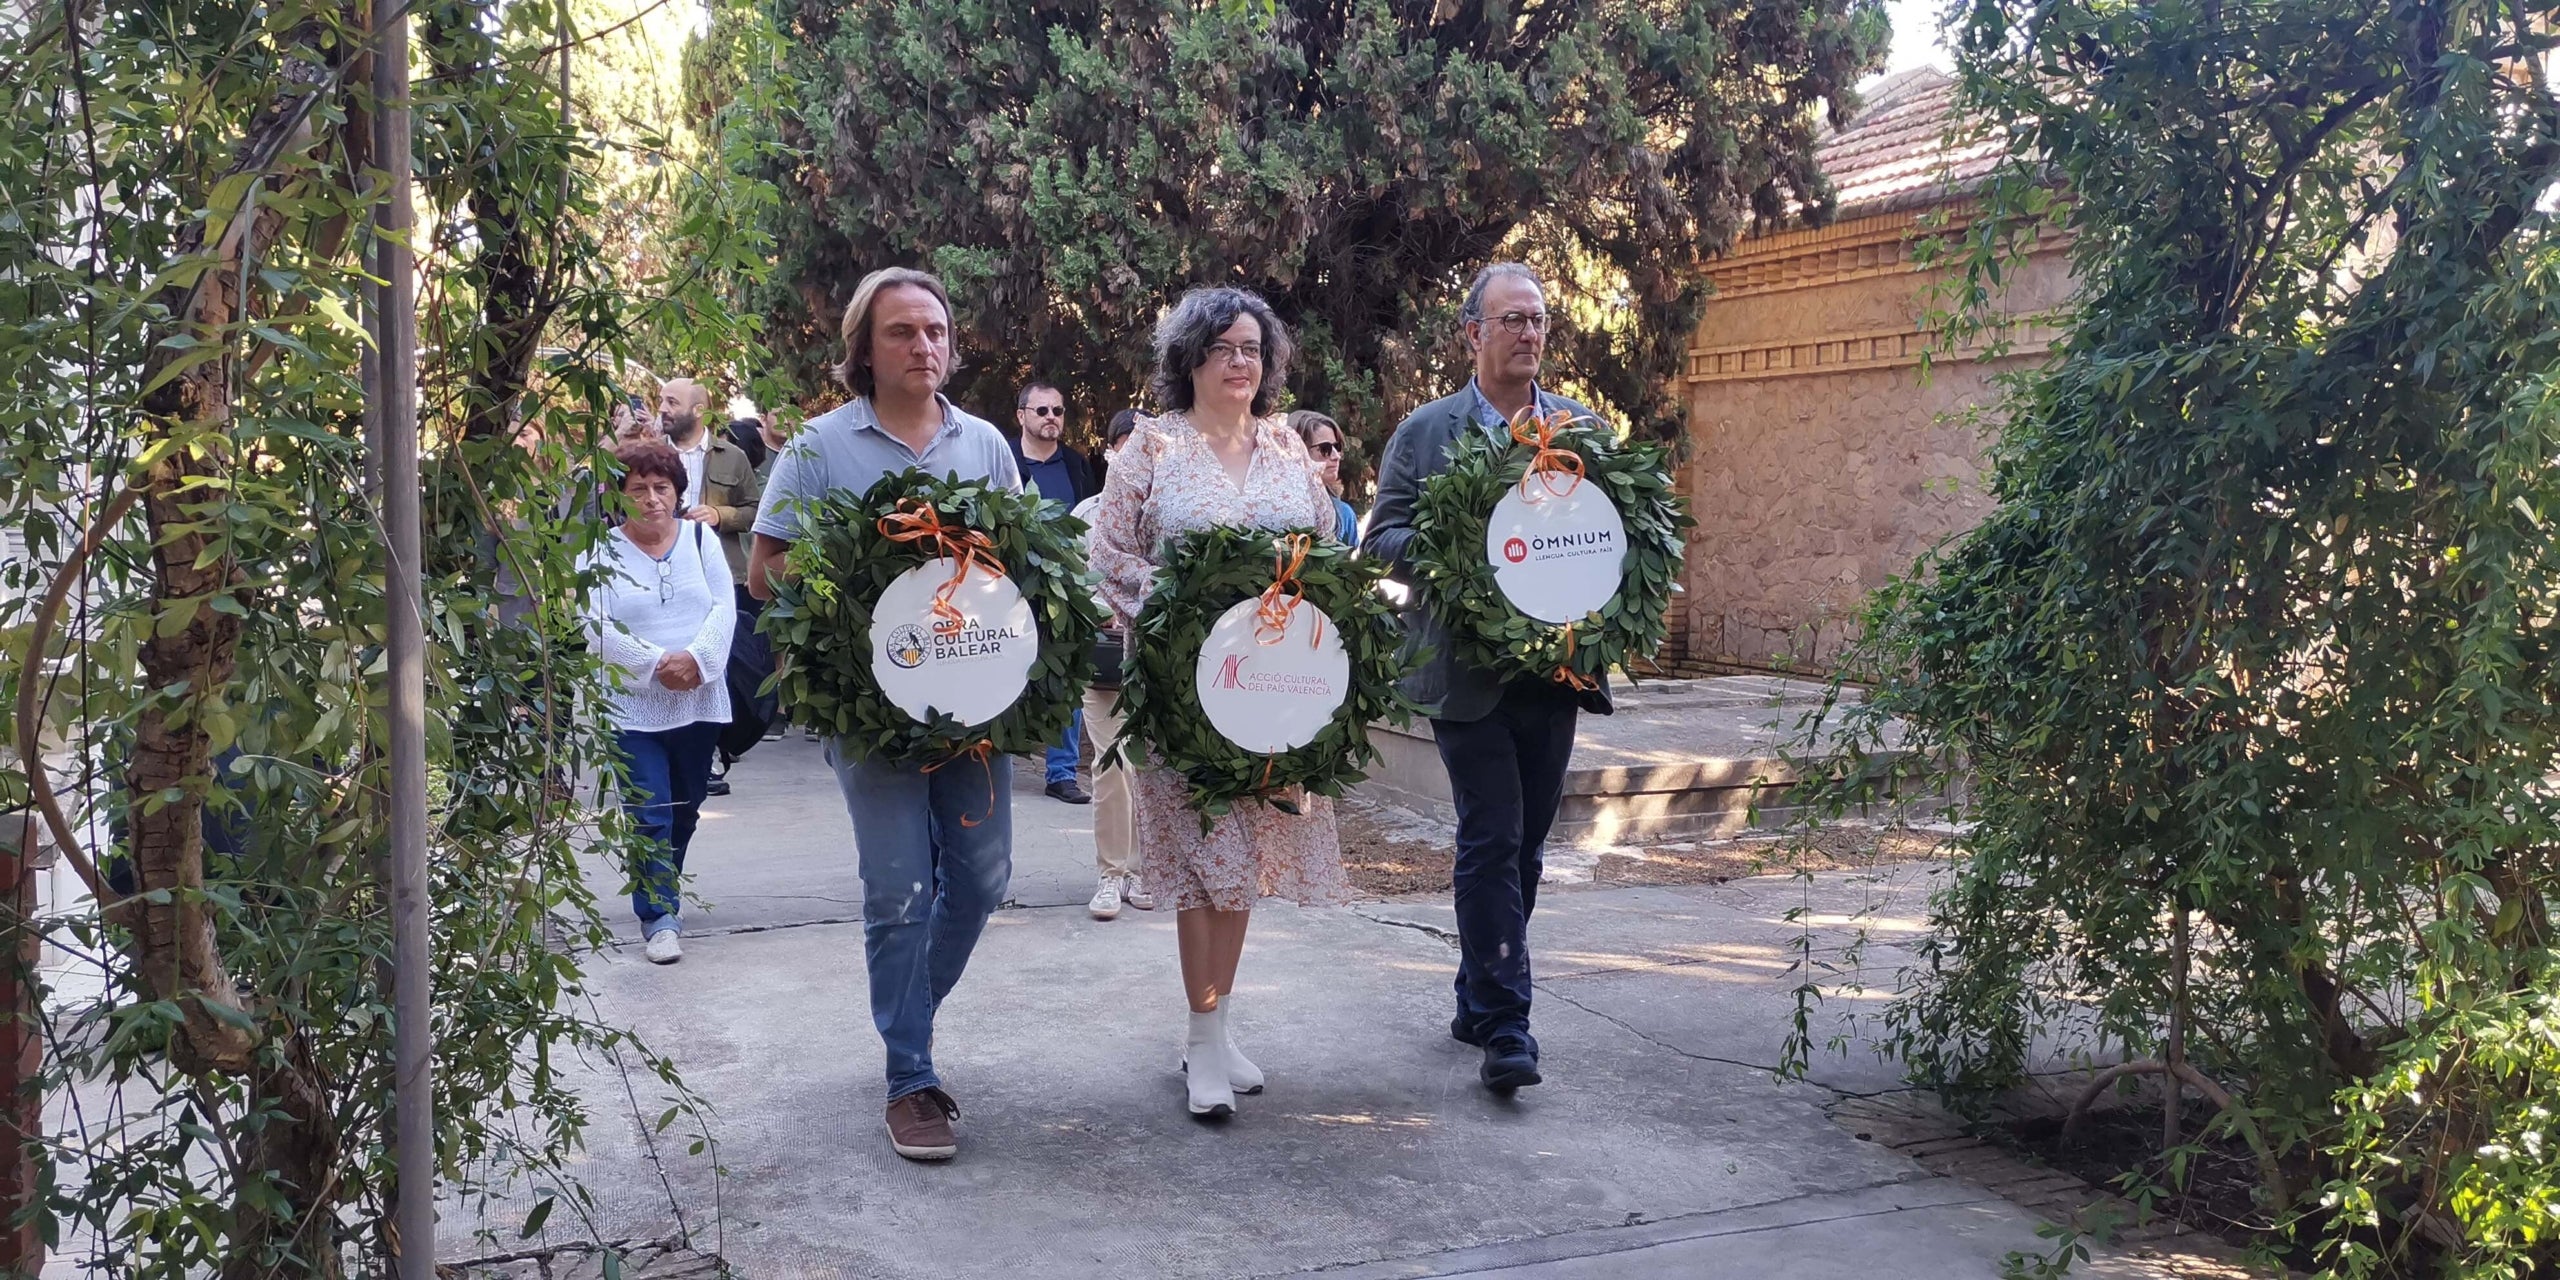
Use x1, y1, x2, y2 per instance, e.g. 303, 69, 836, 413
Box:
1028, 405, 1064, 418
1309, 441, 1343, 458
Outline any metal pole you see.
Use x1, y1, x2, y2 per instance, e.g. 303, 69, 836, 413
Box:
371, 0, 435, 1271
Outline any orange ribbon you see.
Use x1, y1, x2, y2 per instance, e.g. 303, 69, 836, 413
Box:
1253, 532, 1325, 649
1508, 406, 1587, 500
922, 738, 999, 828
1551, 620, 1600, 692
877, 499, 1003, 633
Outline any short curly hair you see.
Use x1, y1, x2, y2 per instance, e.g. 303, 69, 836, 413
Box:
1150, 287, 1293, 419
614, 440, 686, 495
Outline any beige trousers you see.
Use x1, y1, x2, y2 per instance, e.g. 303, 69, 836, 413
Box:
1085, 686, 1138, 879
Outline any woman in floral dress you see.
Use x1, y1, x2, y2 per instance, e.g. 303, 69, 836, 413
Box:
1089, 287, 1352, 1119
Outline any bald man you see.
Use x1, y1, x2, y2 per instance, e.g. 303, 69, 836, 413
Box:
654, 377, 763, 578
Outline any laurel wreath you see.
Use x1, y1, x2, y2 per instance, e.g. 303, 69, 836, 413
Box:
760, 468, 1104, 768
1111, 525, 1418, 826
1409, 410, 1692, 689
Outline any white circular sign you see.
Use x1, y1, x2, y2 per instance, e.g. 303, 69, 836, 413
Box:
1484, 475, 1629, 624
868, 556, 1039, 728
1193, 596, 1350, 755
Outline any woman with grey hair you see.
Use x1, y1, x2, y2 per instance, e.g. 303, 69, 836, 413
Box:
1089, 287, 1350, 1120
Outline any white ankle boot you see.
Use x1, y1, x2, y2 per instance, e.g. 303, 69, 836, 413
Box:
1217, 996, 1264, 1094
1179, 1000, 1266, 1095
1184, 1010, 1235, 1118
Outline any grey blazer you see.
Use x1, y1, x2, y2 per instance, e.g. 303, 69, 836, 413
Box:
1361, 386, 1615, 724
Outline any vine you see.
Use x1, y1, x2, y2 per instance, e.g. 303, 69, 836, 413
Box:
0, 0, 775, 1271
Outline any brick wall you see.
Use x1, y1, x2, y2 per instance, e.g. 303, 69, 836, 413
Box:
1670, 206, 2074, 676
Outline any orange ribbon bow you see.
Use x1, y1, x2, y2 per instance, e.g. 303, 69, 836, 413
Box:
1550, 620, 1600, 692
1253, 532, 1325, 649
877, 499, 1004, 633
1508, 406, 1587, 500
922, 739, 999, 828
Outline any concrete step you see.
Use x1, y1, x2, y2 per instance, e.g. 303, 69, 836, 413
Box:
1361, 675, 1942, 844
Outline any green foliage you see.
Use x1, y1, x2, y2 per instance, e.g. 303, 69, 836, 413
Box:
1114, 525, 1415, 826
0, 0, 757, 1271
1410, 419, 1690, 687
1791, 0, 2560, 1271
762, 469, 1105, 765
717, 0, 1887, 443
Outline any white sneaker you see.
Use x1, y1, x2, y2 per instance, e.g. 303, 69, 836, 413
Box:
1122, 876, 1157, 911
644, 927, 683, 965
1087, 877, 1124, 921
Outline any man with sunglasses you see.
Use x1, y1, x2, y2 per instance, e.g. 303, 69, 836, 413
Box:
1362, 262, 1608, 1095
1009, 381, 1103, 804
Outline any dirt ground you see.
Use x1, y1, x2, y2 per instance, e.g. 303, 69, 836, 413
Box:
1334, 792, 1950, 899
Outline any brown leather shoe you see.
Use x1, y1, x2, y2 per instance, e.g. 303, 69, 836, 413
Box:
886, 1087, 959, 1161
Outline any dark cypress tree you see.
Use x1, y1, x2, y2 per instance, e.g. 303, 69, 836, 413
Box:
719, 0, 1887, 445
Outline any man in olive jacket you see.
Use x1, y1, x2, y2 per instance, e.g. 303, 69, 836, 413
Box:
661, 378, 767, 790
660, 377, 764, 580
1362, 263, 1610, 1094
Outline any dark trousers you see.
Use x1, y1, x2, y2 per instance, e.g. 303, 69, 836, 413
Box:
616, 720, 723, 928
1432, 680, 1579, 1044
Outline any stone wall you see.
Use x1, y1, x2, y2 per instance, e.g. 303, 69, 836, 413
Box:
1670, 209, 2073, 675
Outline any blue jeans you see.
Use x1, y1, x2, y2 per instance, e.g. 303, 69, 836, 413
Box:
1432, 680, 1579, 1046
616, 721, 723, 933
1043, 708, 1083, 786
827, 742, 1014, 1101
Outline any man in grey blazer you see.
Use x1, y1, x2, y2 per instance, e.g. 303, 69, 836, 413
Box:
1362, 263, 1612, 1092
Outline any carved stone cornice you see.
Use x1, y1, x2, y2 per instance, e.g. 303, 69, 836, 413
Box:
1703, 204, 2068, 303
1685, 316, 2063, 384
1703, 211, 1951, 300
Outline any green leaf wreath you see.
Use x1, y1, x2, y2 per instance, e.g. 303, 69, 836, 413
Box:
1112, 525, 1418, 825
760, 467, 1105, 766
1410, 410, 1692, 689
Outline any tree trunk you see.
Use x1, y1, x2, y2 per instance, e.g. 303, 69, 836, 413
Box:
124, 21, 362, 1271
129, 221, 268, 1078
219, 1040, 346, 1280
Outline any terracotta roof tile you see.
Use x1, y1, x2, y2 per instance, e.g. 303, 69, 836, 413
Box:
1815, 69, 2007, 219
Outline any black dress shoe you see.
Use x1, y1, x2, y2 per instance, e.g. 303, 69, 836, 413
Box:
1046, 779, 1092, 805
1481, 1033, 1542, 1092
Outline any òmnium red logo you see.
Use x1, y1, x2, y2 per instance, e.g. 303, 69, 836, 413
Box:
1503, 537, 1529, 564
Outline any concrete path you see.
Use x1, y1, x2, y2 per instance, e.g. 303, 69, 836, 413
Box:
440, 735, 2145, 1279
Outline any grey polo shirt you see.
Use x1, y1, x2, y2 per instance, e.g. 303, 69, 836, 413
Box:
752, 396, 1022, 543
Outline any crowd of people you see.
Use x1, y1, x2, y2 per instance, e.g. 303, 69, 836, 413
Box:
574, 259, 1598, 1162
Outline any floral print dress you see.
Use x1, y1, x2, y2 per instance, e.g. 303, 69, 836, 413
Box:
1089, 412, 1355, 911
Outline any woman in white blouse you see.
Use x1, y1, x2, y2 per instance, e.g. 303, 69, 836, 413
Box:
587, 441, 734, 964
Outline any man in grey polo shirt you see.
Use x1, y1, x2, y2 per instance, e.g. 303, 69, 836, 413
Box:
747, 266, 1021, 1163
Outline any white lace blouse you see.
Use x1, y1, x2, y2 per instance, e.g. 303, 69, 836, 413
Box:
584, 521, 735, 732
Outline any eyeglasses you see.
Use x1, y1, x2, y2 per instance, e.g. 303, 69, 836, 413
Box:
1028, 405, 1064, 418
1489, 311, 1552, 336
1205, 341, 1263, 366
1309, 441, 1342, 458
